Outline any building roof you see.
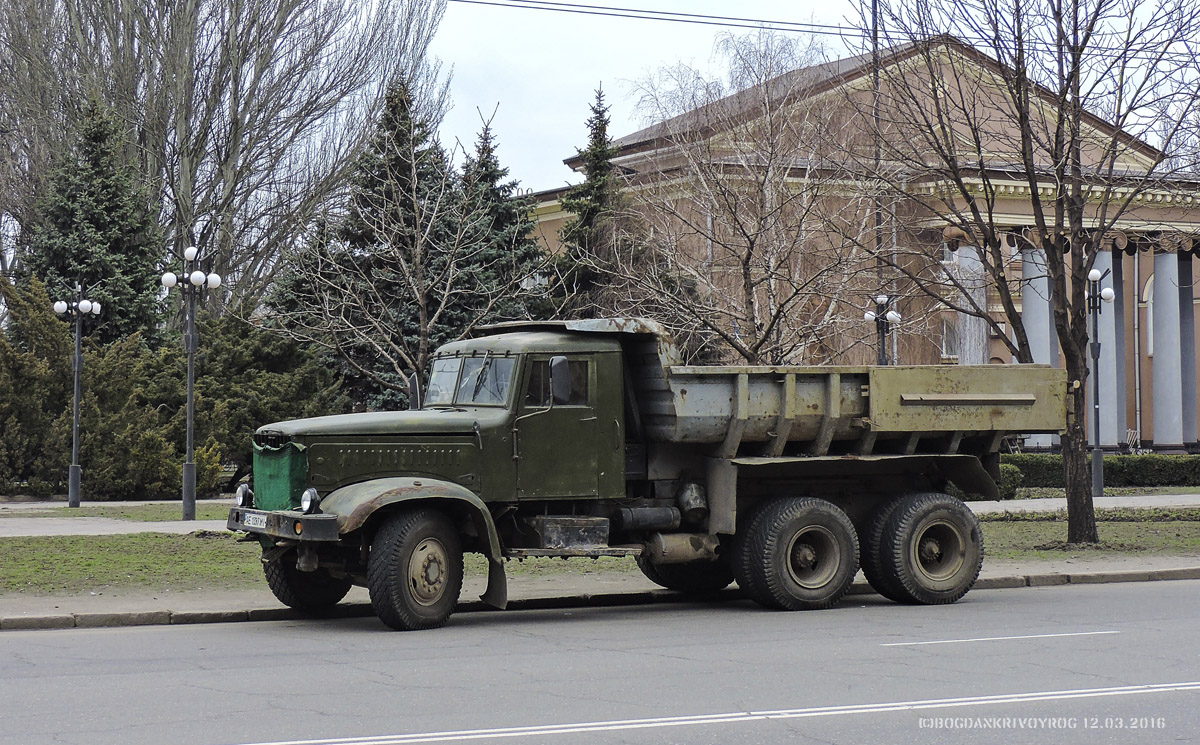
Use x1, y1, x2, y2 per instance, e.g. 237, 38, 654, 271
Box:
565, 36, 1162, 171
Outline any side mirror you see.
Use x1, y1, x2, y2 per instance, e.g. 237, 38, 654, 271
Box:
406, 372, 422, 410
549, 356, 571, 406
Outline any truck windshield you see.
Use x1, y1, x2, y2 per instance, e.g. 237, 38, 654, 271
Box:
424, 355, 516, 407
425, 357, 462, 406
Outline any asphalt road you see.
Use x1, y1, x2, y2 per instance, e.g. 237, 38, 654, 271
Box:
2, 581, 1198, 745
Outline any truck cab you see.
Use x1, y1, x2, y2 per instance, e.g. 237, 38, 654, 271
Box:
228, 321, 658, 629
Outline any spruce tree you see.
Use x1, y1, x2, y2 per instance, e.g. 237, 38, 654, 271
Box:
460, 122, 550, 321
558, 88, 620, 311
24, 101, 162, 344
272, 79, 509, 410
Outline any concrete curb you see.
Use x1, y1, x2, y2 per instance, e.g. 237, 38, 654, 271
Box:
4, 567, 1200, 632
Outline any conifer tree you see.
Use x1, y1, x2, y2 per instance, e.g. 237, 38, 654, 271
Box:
24, 101, 162, 344
270, 79, 542, 410
558, 88, 621, 312
460, 121, 551, 321
0, 277, 71, 495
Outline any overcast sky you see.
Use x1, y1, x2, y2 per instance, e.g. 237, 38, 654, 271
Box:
429, 1, 865, 194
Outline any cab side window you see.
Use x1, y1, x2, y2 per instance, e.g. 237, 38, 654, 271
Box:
525, 359, 589, 407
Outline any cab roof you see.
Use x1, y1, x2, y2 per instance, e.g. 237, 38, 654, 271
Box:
435, 329, 622, 356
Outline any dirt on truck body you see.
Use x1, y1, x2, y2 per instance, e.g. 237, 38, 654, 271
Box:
229, 318, 1067, 630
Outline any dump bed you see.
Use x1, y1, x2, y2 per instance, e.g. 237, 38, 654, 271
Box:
606, 321, 1066, 454
640, 364, 1066, 447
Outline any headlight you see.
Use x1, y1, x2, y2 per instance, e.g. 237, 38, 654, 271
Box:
235, 484, 254, 508
300, 488, 321, 515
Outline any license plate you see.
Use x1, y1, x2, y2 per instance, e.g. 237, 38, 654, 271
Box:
243, 513, 268, 529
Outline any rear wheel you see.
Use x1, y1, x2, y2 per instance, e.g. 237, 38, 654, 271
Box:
368, 508, 464, 630
263, 558, 352, 612
636, 556, 733, 594
735, 498, 859, 611
860, 499, 907, 602
879, 492, 983, 605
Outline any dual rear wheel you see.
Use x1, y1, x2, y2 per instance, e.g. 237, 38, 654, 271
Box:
861, 492, 983, 605
734, 498, 860, 610
734, 492, 982, 611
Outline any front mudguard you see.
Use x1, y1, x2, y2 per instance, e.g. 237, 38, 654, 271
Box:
322, 477, 507, 610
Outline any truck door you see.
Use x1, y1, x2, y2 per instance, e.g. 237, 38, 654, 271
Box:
515, 356, 599, 499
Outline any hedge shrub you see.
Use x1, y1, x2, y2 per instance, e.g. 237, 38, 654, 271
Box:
1002, 453, 1200, 488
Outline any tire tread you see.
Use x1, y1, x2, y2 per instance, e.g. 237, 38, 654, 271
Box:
367, 508, 463, 630
880, 492, 983, 605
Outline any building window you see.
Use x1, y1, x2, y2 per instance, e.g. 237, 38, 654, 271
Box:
942, 317, 960, 358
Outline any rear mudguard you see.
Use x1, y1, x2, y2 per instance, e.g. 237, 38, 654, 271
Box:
322, 477, 507, 610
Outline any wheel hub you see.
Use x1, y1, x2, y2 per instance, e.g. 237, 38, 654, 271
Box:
409, 537, 448, 606
785, 526, 840, 589
792, 543, 818, 569
913, 521, 965, 581
919, 538, 942, 563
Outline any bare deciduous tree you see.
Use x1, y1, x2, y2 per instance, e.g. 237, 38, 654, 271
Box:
842, 1, 1200, 541
1, 0, 448, 310
604, 32, 879, 365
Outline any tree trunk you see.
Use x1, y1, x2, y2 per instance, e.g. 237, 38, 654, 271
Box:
1062, 363, 1099, 543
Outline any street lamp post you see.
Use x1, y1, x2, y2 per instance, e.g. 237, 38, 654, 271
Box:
162, 246, 222, 520
52, 285, 101, 508
1087, 268, 1116, 501
864, 294, 901, 365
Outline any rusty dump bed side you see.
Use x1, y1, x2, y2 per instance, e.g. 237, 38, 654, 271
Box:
643, 364, 1067, 448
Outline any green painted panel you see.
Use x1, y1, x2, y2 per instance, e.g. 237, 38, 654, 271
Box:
253, 442, 308, 510
867, 365, 1067, 433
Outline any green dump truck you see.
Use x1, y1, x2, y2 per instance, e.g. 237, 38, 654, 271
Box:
228, 318, 1066, 630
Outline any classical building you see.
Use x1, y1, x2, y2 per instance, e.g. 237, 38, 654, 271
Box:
533, 37, 1200, 451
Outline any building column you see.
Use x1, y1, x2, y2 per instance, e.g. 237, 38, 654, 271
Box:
1111, 248, 1129, 440
957, 244, 988, 365
1022, 245, 1058, 448
1152, 246, 1184, 449
1088, 249, 1125, 448
1180, 251, 1197, 445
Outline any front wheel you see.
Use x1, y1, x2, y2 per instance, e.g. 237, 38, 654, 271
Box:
734, 498, 859, 611
263, 558, 352, 612
879, 492, 983, 605
367, 508, 464, 630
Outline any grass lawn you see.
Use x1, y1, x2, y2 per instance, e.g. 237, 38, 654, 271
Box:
0, 502, 232, 521
982, 517, 1200, 560
0, 532, 264, 595
3, 509, 1200, 596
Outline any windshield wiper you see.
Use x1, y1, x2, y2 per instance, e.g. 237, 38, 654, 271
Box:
472, 352, 493, 400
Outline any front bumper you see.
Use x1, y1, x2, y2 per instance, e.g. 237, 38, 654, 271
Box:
227, 508, 340, 542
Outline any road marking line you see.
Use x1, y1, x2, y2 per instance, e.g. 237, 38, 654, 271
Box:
880, 630, 1122, 646
228, 680, 1200, 745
